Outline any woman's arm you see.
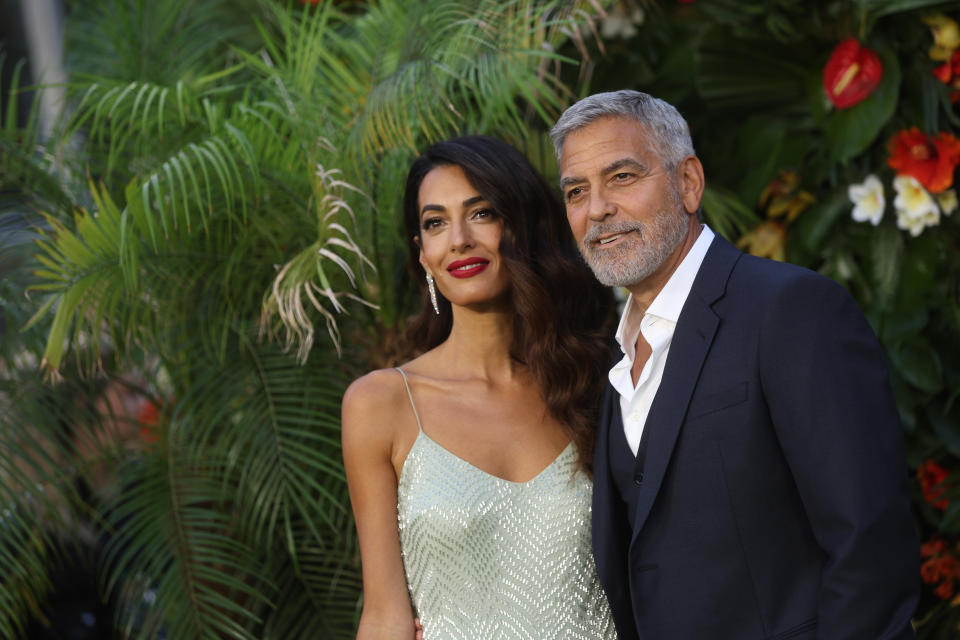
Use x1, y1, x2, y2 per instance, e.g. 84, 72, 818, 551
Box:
342, 372, 418, 640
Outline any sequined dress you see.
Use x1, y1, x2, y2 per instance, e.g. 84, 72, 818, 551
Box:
395, 368, 618, 640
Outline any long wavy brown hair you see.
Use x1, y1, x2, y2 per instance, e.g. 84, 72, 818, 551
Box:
402, 136, 614, 472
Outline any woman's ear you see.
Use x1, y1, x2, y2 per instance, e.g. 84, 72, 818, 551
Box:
676, 155, 705, 215
414, 236, 428, 274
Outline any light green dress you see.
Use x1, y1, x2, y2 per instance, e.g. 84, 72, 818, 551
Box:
395, 368, 618, 640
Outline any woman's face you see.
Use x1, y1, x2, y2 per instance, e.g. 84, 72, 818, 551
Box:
417, 164, 511, 310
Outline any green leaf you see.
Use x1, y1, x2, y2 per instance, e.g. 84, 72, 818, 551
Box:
929, 402, 960, 459
824, 44, 900, 164
699, 185, 759, 241
867, 223, 903, 310
789, 190, 850, 257
897, 233, 939, 308
890, 337, 943, 394
879, 307, 928, 343
940, 499, 960, 535
861, 0, 959, 23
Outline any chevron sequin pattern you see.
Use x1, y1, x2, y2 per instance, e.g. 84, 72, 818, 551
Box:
397, 431, 619, 639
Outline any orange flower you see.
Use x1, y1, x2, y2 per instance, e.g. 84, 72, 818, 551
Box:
935, 579, 955, 601
939, 554, 959, 577
137, 399, 158, 425
933, 50, 960, 104
918, 459, 951, 510
888, 128, 960, 194
923, 538, 948, 557
934, 51, 960, 84
136, 398, 165, 445
923, 555, 942, 584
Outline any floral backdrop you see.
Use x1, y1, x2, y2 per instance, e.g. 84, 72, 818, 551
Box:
0, 0, 958, 637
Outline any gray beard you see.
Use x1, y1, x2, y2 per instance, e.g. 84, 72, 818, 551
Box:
579, 206, 689, 288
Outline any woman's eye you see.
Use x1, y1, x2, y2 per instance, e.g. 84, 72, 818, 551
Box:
472, 208, 497, 220
421, 217, 443, 230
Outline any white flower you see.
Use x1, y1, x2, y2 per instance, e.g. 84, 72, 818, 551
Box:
936, 189, 957, 216
848, 174, 885, 225
600, 4, 644, 40
893, 175, 940, 236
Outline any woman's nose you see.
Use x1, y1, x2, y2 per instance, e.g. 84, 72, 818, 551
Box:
449, 220, 475, 252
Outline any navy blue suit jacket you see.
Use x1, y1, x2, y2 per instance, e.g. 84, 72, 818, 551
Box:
592, 235, 920, 640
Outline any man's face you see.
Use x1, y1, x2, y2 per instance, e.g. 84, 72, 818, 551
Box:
559, 116, 691, 289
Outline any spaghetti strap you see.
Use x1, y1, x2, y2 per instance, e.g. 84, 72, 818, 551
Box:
395, 367, 424, 433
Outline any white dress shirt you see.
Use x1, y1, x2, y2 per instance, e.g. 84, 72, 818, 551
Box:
609, 225, 715, 455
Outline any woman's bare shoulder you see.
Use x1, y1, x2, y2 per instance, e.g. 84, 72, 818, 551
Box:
342, 368, 407, 421
341, 352, 443, 431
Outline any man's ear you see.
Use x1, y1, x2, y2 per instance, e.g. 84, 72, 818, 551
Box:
677, 155, 705, 215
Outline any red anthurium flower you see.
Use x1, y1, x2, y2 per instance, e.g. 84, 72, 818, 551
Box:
888, 128, 960, 194
822, 38, 883, 109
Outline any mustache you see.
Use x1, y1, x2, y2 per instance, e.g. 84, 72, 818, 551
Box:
582, 221, 645, 245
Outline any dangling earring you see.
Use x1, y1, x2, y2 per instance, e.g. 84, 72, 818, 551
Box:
425, 273, 440, 315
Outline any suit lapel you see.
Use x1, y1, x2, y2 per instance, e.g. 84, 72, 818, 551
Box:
629, 235, 741, 540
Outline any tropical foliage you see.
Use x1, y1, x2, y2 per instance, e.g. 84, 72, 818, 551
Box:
1, 0, 617, 636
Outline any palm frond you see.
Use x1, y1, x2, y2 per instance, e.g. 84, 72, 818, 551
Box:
260, 161, 376, 360
100, 449, 271, 640
0, 372, 129, 637
65, 0, 259, 84
256, 0, 592, 170
700, 185, 761, 240
171, 338, 356, 556
125, 337, 364, 636
0, 56, 77, 221
14, 2, 609, 637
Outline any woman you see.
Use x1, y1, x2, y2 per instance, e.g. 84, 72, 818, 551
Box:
342, 136, 616, 639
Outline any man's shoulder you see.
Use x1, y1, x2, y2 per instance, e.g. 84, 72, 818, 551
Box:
723, 245, 844, 298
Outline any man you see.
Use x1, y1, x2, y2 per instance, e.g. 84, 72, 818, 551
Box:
551, 90, 919, 639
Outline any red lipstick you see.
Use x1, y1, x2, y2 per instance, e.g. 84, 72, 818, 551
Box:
447, 257, 489, 278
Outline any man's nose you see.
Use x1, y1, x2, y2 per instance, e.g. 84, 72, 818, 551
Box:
587, 187, 616, 222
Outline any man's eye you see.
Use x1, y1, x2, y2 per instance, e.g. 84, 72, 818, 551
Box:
613, 172, 632, 181
565, 187, 584, 201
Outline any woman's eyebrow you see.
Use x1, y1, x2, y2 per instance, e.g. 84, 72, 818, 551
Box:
420, 203, 445, 216
420, 195, 486, 217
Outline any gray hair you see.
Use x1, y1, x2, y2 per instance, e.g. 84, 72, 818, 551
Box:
550, 90, 695, 169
